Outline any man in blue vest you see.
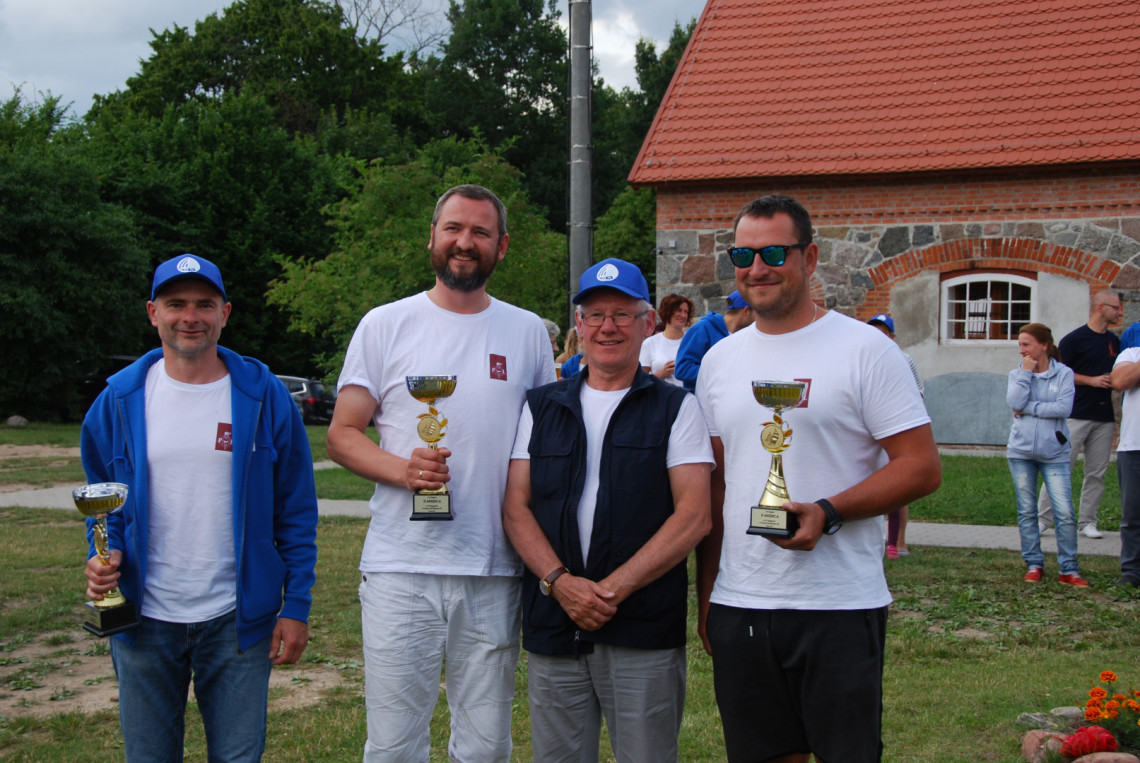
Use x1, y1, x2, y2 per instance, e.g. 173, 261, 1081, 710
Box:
502, 258, 713, 761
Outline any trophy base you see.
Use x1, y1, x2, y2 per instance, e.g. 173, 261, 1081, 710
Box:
747, 506, 799, 539
411, 492, 454, 521
82, 599, 140, 638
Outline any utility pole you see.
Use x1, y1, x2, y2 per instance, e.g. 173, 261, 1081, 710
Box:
567, 0, 592, 325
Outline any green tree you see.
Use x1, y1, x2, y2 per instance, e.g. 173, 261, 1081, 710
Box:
268, 138, 567, 379
84, 93, 351, 373
426, 0, 569, 230
0, 94, 149, 420
632, 19, 696, 132
592, 185, 658, 299
92, 0, 424, 139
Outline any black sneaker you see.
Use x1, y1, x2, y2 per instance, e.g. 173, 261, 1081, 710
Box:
1116, 575, 1140, 588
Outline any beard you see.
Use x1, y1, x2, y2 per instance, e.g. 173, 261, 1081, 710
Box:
431, 245, 497, 293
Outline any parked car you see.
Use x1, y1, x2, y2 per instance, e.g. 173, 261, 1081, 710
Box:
275, 375, 337, 425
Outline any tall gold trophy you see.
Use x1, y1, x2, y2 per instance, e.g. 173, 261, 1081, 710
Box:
406, 375, 457, 520
74, 483, 140, 636
748, 381, 807, 538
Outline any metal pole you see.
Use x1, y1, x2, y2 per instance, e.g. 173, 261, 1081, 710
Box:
567, 0, 592, 326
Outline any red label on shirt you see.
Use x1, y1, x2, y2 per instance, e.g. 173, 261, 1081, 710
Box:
216, 423, 233, 452
490, 354, 508, 381
795, 378, 812, 408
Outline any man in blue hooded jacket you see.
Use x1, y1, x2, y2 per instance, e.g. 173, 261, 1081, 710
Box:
81, 254, 318, 762
673, 290, 754, 391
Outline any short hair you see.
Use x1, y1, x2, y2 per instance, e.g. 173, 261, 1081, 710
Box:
542, 318, 560, 340
1018, 322, 1060, 361
432, 184, 508, 238
733, 194, 813, 244
576, 298, 652, 317
657, 293, 694, 327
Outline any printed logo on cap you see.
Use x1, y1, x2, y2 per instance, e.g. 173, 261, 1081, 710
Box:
596, 263, 620, 282
176, 257, 202, 274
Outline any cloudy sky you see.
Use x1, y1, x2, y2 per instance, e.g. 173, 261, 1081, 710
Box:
0, 0, 704, 119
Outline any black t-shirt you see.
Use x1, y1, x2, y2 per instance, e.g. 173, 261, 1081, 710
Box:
1058, 324, 1121, 422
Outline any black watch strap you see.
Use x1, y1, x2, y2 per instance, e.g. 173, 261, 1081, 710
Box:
816, 498, 843, 535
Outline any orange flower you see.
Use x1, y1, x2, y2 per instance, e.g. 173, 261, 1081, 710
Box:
1113, 693, 1128, 701
1086, 706, 1103, 721
1108, 700, 1121, 711
1126, 699, 1140, 713
1101, 670, 1118, 683
1091, 687, 1109, 701
1089, 698, 1105, 709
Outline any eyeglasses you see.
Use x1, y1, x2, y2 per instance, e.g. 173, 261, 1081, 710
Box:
579, 310, 648, 327
727, 243, 810, 268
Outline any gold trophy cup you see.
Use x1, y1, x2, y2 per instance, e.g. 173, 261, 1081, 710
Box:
748, 381, 808, 538
74, 482, 140, 636
406, 375, 458, 520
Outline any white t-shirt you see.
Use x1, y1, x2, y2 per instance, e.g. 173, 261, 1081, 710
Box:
143, 360, 236, 622
1114, 347, 1140, 451
696, 311, 931, 611
640, 333, 684, 386
512, 386, 713, 563
339, 292, 556, 576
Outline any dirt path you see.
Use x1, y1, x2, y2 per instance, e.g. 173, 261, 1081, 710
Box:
0, 632, 352, 720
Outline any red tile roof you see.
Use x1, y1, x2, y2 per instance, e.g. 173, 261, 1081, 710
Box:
629, 0, 1140, 185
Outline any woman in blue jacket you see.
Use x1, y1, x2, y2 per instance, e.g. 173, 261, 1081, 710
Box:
1006, 322, 1087, 586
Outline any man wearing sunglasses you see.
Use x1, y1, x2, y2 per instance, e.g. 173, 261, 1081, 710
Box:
694, 195, 941, 762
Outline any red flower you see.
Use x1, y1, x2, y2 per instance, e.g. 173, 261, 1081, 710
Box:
1062, 726, 1118, 757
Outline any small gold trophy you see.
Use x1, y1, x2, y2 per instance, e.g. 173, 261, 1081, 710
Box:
73, 482, 140, 636
406, 375, 458, 521
748, 381, 808, 538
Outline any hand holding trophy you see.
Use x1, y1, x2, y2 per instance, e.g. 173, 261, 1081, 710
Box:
74, 482, 140, 636
406, 375, 458, 520
748, 381, 807, 538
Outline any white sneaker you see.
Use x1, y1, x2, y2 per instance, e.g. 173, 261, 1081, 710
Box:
1081, 524, 1104, 539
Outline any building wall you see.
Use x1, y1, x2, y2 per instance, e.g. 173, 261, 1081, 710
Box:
653, 166, 1140, 444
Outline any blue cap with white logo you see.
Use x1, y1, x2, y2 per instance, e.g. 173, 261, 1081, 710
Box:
572, 258, 651, 304
151, 255, 227, 301
868, 313, 895, 333
726, 290, 748, 310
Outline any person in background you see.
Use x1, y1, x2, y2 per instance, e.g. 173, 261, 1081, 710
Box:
674, 291, 755, 392
866, 314, 925, 560
1006, 322, 1086, 587
557, 328, 586, 379
640, 293, 693, 386
542, 318, 561, 356
1111, 341, 1140, 588
1120, 319, 1140, 350
1037, 291, 1121, 540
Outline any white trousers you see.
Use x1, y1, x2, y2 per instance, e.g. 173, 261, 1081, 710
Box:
359, 573, 520, 762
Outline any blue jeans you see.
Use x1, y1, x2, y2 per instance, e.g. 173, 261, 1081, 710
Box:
1008, 458, 1080, 574
110, 611, 273, 762
1116, 451, 1140, 582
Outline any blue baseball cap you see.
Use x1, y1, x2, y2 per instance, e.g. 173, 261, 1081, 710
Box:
868, 313, 895, 333
151, 255, 227, 301
572, 258, 650, 304
726, 290, 748, 310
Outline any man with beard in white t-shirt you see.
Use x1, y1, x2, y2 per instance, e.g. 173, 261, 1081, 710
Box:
695, 195, 941, 763
328, 184, 556, 761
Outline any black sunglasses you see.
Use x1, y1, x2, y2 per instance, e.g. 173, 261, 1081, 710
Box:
727, 243, 810, 268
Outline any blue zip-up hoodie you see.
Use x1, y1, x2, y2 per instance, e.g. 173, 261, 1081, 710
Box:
1006, 358, 1075, 464
80, 347, 319, 650
674, 311, 729, 391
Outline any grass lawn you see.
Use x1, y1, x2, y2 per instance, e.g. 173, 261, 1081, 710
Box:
3, 422, 1138, 760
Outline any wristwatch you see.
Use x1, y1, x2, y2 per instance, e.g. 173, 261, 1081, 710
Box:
539, 566, 569, 596
816, 499, 843, 535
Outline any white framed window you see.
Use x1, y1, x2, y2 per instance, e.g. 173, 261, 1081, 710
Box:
941, 273, 1035, 344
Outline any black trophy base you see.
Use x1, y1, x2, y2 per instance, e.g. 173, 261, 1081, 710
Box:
746, 505, 799, 539
82, 599, 140, 637
411, 492, 454, 521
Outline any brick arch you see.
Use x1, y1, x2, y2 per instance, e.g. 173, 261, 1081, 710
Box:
859, 238, 1121, 321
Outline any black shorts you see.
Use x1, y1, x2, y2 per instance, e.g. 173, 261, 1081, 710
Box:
706, 603, 888, 763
